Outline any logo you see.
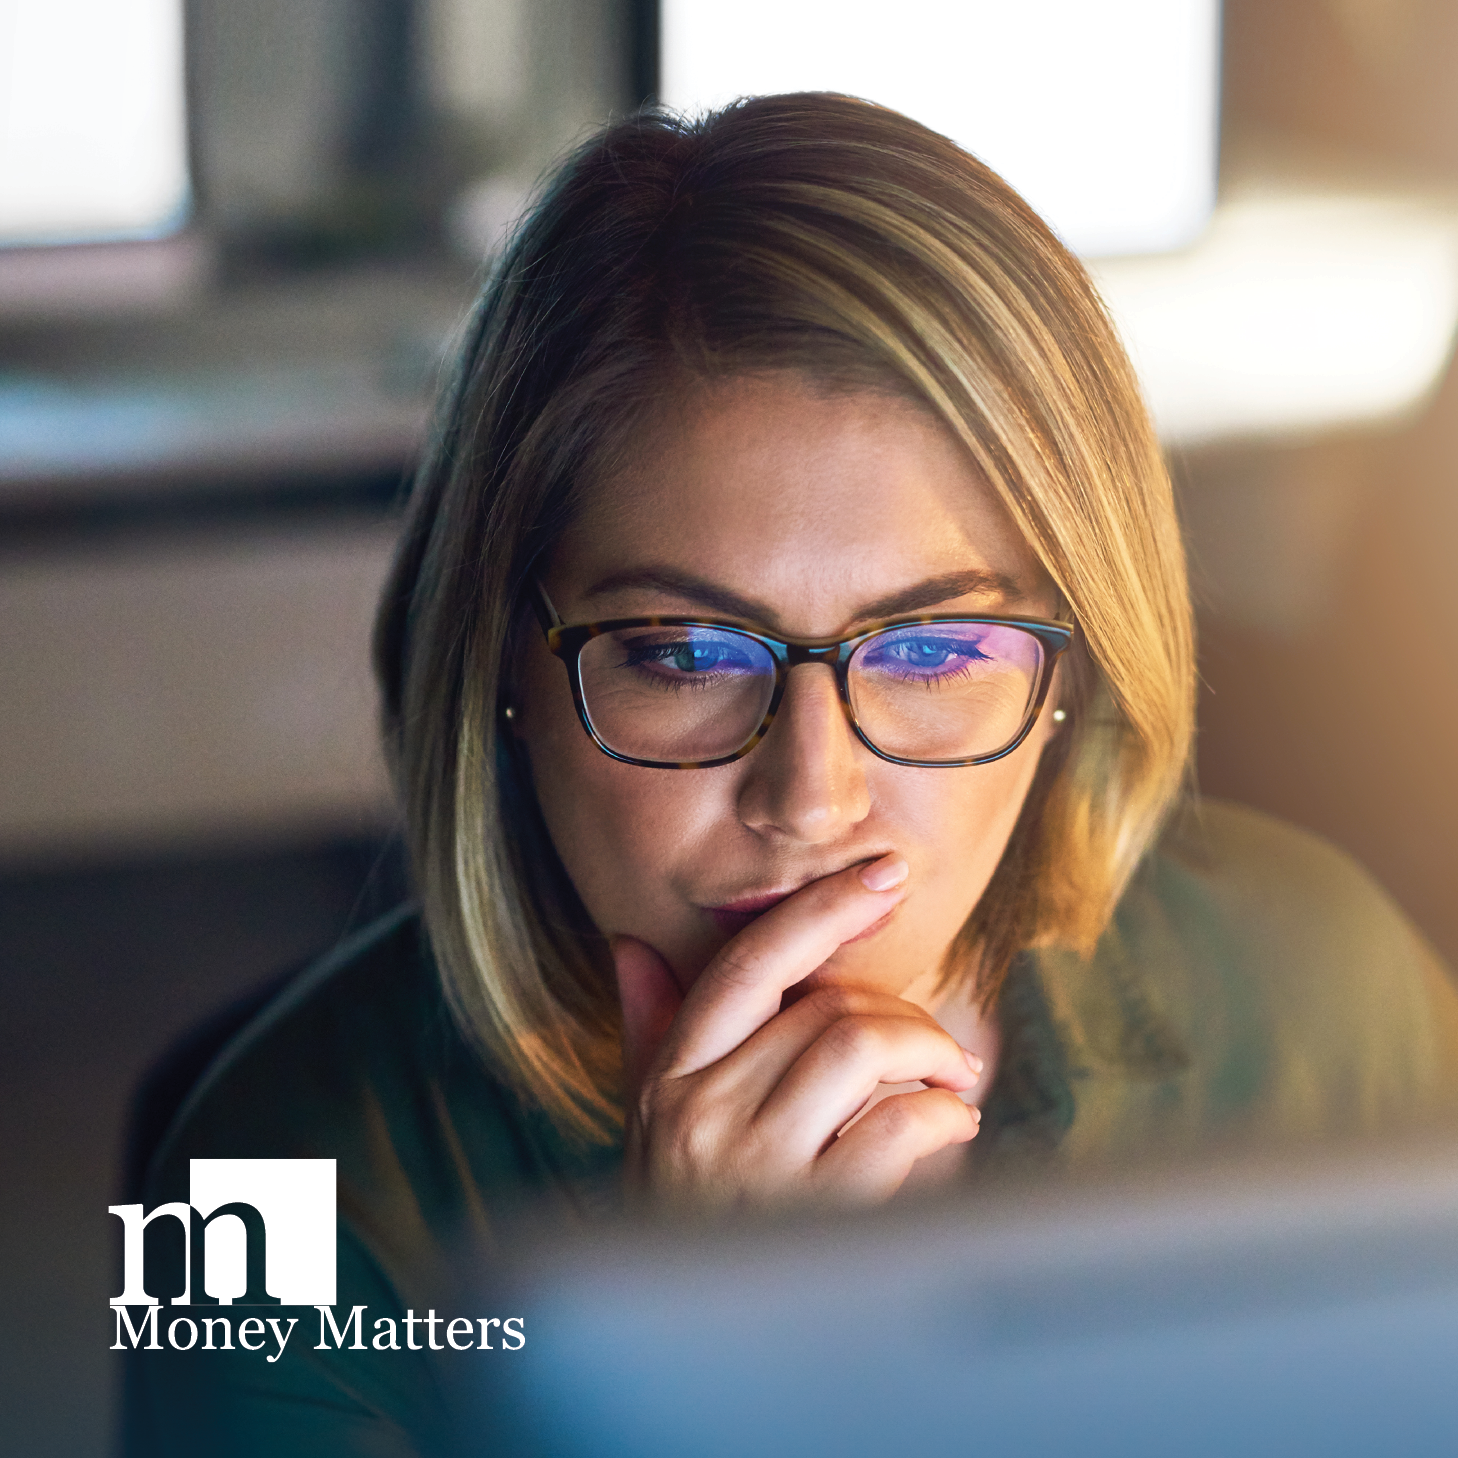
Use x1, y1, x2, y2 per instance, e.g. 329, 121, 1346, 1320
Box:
110, 1158, 336, 1308
110, 1157, 524, 1358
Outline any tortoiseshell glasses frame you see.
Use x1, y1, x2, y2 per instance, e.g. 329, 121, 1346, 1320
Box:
530, 581, 1074, 770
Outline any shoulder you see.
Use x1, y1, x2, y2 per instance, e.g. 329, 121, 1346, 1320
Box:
131, 906, 602, 1453
151, 905, 448, 1166
1052, 800, 1458, 1150
1157, 798, 1409, 918
143, 904, 583, 1245
1142, 800, 1450, 1016
1145, 799, 1429, 971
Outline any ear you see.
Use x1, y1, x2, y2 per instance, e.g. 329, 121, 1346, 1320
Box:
498, 595, 539, 741
1044, 656, 1069, 735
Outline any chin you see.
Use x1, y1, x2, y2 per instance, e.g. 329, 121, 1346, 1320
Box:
797, 934, 919, 997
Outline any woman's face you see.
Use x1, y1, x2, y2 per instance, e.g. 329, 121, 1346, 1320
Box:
516, 373, 1061, 1002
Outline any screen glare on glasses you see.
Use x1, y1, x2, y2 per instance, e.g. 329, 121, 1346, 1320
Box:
574, 621, 1046, 766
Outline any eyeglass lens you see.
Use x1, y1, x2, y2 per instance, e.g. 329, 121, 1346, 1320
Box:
576, 622, 1045, 765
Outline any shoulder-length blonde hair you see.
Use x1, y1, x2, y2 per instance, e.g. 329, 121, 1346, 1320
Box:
374, 94, 1195, 1142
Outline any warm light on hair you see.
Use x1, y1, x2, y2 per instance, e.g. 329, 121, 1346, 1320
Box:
374, 95, 1196, 1141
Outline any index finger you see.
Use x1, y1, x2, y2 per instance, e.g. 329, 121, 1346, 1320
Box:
656, 853, 909, 1077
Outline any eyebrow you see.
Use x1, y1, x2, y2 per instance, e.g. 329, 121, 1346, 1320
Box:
580, 565, 1027, 627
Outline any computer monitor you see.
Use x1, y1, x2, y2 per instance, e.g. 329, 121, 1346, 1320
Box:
0, 0, 197, 320
656, 0, 1220, 259
0, 0, 189, 248
473, 1137, 1458, 1457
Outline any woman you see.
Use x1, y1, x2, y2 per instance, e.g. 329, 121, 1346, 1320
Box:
130, 94, 1458, 1453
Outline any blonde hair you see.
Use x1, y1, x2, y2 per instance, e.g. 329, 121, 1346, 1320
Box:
374, 95, 1195, 1141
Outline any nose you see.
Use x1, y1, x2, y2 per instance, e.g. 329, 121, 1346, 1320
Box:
735, 663, 872, 844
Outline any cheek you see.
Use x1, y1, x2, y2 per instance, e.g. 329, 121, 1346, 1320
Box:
518, 640, 729, 930
539, 754, 714, 898
531, 751, 742, 984
844, 735, 1050, 977
882, 706, 1046, 862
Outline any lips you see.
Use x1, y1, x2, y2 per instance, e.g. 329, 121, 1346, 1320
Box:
705, 891, 794, 933
701, 852, 903, 935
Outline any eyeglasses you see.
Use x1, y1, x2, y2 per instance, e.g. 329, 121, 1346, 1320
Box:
531, 581, 1073, 770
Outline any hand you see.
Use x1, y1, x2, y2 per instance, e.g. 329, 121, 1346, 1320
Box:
612, 854, 982, 1210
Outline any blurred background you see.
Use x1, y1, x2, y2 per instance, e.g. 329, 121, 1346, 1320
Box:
5, 1, 1458, 1453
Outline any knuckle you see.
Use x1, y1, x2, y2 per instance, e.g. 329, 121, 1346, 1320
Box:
733, 1123, 780, 1177
805, 985, 861, 1022
677, 1121, 714, 1168
708, 943, 772, 993
927, 1086, 973, 1121
870, 1096, 917, 1142
868, 1089, 969, 1144
662, 1108, 720, 1172
824, 1014, 886, 1064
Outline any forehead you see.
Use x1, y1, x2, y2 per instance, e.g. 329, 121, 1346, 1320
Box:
555, 374, 1046, 631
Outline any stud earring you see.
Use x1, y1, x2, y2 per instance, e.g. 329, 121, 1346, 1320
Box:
503, 706, 517, 720
1052, 709, 1067, 723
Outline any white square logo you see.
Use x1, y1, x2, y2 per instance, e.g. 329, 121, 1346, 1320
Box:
189, 1158, 336, 1307
110, 1157, 336, 1307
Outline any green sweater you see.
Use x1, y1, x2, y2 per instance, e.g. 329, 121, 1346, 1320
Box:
123, 802, 1458, 1455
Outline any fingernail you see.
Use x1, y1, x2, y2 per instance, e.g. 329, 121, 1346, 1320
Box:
859, 854, 908, 891
963, 1049, 983, 1074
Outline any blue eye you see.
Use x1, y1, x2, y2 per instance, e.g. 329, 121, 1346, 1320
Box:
865, 632, 992, 681
615, 629, 771, 687
626, 642, 749, 673
890, 640, 959, 669
671, 644, 734, 672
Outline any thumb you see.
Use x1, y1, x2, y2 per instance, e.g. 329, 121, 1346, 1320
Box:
611, 935, 684, 1095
